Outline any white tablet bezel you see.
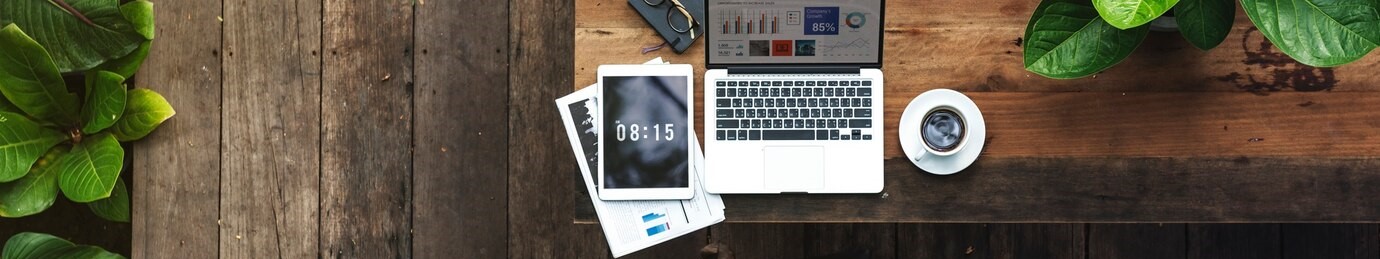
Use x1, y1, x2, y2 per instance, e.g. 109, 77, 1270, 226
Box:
597, 64, 696, 200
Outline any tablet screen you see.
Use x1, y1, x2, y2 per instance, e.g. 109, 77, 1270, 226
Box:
601, 76, 690, 189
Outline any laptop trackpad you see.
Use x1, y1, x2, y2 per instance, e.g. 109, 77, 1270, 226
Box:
763, 146, 825, 191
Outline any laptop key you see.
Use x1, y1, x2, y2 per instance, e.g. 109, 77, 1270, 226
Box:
850, 81, 860, 86
859, 88, 872, 96
726, 130, 737, 140
816, 130, 829, 140
749, 130, 761, 140
849, 119, 872, 128
716, 99, 730, 107
857, 109, 872, 117
738, 130, 748, 140
716, 109, 732, 118
716, 130, 725, 140
717, 81, 726, 87
862, 81, 872, 86
762, 130, 814, 140
717, 88, 726, 97
717, 120, 739, 128
862, 134, 872, 140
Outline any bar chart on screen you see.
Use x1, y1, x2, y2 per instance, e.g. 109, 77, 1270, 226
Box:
719, 9, 799, 34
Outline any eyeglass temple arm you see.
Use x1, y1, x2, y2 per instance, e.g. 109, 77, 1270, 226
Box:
669, 0, 696, 39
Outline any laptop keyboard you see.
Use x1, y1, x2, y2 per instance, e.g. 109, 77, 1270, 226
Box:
713, 79, 875, 141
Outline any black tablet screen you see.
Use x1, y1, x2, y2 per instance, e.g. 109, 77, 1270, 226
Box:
602, 76, 689, 189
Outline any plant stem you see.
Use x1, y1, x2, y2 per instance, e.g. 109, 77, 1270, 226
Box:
69, 128, 82, 144
50, 0, 96, 27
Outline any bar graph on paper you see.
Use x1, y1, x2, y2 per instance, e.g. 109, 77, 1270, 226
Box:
719, 9, 801, 35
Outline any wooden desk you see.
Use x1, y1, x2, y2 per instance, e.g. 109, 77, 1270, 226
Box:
574, 0, 1380, 223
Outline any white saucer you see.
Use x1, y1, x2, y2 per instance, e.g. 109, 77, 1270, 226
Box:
898, 89, 985, 175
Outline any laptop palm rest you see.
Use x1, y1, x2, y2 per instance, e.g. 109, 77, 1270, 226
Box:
763, 146, 825, 191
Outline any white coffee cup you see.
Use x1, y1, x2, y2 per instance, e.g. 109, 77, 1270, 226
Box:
919, 106, 967, 156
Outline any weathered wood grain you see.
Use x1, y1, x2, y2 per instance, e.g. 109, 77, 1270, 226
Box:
622, 230, 707, 259
1187, 224, 1280, 259
897, 224, 988, 258
1281, 224, 1379, 259
412, 0, 509, 257
708, 224, 804, 259
1088, 224, 1186, 259
577, 157, 1380, 222
989, 224, 1085, 259
220, 0, 321, 257
131, 0, 222, 256
508, 0, 586, 257
319, 0, 413, 257
805, 224, 896, 259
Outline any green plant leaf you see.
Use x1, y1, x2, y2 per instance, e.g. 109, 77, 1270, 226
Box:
1025, 0, 1151, 79
0, 96, 18, 114
57, 134, 122, 203
1, 232, 123, 259
120, 0, 154, 40
0, 24, 81, 126
1241, 0, 1380, 67
0, 0, 147, 73
1174, 0, 1235, 50
0, 112, 69, 182
1, 232, 74, 259
110, 89, 174, 141
80, 71, 126, 134
87, 178, 128, 222
0, 146, 67, 218
94, 40, 150, 80
1093, 0, 1181, 29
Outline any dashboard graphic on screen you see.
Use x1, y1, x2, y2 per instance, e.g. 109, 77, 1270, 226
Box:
707, 0, 881, 65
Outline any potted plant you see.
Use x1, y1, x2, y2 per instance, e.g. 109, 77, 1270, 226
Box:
1023, 0, 1380, 79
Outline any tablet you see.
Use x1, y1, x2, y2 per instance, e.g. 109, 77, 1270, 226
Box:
597, 64, 695, 200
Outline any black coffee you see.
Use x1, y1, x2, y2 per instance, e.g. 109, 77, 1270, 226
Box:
921, 109, 964, 152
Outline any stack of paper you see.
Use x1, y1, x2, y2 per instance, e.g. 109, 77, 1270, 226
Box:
556, 58, 726, 258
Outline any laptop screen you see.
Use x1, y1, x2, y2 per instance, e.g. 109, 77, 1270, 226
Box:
706, 0, 883, 67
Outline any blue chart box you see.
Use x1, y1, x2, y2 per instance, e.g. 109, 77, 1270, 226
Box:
803, 7, 839, 35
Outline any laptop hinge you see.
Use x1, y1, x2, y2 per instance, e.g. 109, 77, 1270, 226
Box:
727, 66, 861, 75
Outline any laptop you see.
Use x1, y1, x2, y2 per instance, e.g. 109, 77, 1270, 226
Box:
702, 0, 885, 194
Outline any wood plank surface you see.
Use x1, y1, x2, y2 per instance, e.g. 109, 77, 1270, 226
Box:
508, 0, 588, 257
131, 0, 223, 256
412, 0, 510, 257
1187, 224, 1280, 259
1088, 224, 1186, 259
1281, 224, 1380, 259
709, 224, 805, 259
805, 224, 897, 259
220, 0, 321, 257
319, 0, 413, 257
898, 224, 988, 258
622, 230, 706, 259
989, 224, 1085, 259
579, 156, 1380, 222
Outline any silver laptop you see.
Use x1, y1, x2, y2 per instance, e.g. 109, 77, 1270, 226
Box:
703, 0, 885, 194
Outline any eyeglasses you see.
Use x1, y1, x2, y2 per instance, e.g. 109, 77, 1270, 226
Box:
643, 0, 700, 40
